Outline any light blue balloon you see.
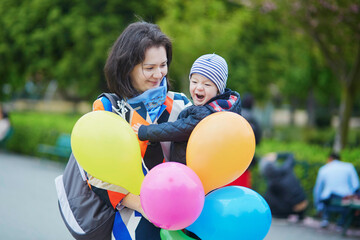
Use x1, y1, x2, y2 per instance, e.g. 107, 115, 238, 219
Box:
186, 186, 272, 240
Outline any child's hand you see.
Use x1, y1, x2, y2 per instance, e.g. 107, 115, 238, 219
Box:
132, 123, 142, 135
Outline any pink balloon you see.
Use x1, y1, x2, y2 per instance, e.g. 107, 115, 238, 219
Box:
140, 162, 205, 230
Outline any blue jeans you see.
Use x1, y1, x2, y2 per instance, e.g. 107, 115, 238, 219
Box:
321, 194, 351, 226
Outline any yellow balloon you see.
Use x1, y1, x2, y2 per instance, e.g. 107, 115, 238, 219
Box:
187, 112, 255, 194
71, 111, 144, 195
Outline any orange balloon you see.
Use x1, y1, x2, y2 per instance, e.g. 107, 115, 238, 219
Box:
186, 112, 255, 194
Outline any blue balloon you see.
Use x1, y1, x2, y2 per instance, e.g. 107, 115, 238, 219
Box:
186, 186, 271, 240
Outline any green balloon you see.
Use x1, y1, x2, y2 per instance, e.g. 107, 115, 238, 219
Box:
160, 229, 197, 240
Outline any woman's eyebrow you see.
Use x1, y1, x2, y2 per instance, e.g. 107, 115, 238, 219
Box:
143, 60, 168, 66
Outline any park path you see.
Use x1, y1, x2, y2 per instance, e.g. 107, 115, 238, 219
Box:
0, 151, 359, 240
0, 151, 72, 240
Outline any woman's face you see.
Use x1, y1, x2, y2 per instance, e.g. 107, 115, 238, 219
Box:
130, 46, 168, 94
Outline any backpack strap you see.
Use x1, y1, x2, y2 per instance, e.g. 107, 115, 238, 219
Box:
97, 93, 130, 120
98, 93, 122, 111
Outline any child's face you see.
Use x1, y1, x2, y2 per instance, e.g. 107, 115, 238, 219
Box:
189, 73, 218, 106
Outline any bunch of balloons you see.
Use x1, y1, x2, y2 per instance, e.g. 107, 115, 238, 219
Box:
71, 110, 272, 239
160, 186, 271, 240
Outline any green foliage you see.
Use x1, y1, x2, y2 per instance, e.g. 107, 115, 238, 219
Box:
288, 0, 360, 76
270, 126, 360, 148
0, 0, 352, 111
6, 111, 81, 161
256, 140, 330, 164
274, 0, 360, 150
157, 0, 339, 110
264, 2, 341, 107
0, 0, 163, 101
158, 0, 303, 102
158, 0, 251, 93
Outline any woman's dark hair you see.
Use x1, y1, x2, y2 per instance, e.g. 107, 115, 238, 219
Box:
329, 152, 341, 161
104, 21, 172, 99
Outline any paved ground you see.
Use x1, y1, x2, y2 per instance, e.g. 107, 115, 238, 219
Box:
265, 217, 360, 240
0, 151, 73, 240
0, 151, 359, 240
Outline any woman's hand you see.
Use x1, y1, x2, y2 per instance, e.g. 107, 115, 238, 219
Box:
132, 123, 142, 135
121, 193, 149, 221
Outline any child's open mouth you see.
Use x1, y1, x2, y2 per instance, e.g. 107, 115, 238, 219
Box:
195, 94, 205, 101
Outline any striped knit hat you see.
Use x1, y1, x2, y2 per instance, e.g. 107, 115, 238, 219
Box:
189, 53, 228, 94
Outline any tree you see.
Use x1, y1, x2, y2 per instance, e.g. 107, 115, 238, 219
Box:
0, 0, 163, 102
157, 0, 253, 95
282, 0, 360, 151
157, 0, 299, 104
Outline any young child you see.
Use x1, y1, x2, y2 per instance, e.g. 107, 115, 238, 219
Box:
134, 53, 242, 164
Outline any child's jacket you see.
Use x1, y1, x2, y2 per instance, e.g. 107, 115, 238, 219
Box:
138, 88, 242, 164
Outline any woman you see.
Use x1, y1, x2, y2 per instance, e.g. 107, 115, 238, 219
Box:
90, 21, 191, 239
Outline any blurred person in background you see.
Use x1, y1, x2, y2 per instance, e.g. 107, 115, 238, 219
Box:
0, 103, 11, 143
313, 152, 360, 228
259, 152, 308, 222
